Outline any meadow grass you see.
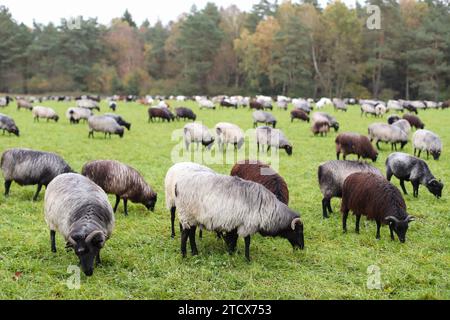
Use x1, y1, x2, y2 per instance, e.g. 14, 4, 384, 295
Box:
0, 100, 449, 300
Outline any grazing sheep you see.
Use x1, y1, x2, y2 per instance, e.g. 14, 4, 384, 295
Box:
249, 101, 264, 110
335, 132, 378, 162
386, 152, 443, 198
77, 99, 100, 111
316, 98, 332, 109
318, 160, 382, 218
66, 107, 93, 124
174, 171, 304, 260
175, 107, 197, 121
109, 101, 117, 112
387, 115, 401, 125
184, 123, 215, 150
290, 109, 310, 123
88, 115, 124, 139
165, 162, 215, 238
312, 112, 339, 132
332, 98, 347, 112
215, 122, 245, 151
148, 107, 175, 122
403, 114, 425, 130
293, 99, 311, 114
252, 111, 277, 128
32, 106, 59, 122
198, 99, 216, 110
361, 103, 377, 117
1, 148, 73, 200
256, 126, 292, 156
311, 121, 330, 136
220, 98, 238, 109
231, 160, 289, 205
368, 123, 408, 150
44, 173, 114, 276
402, 101, 418, 114
375, 104, 387, 117
0, 113, 19, 136
412, 129, 442, 160
391, 119, 411, 136
82, 160, 157, 216
341, 172, 415, 242
17, 99, 33, 111
387, 100, 404, 112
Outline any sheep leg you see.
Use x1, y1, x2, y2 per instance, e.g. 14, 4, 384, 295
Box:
123, 198, 128, 216
96, 252, 101, 265
199, 228, 203, 239
322, 198, 330, 218
355, 215, 361, 234
33, 184, 43, 201
224, 230, 238, 254
342, 209, 349, 233
336, 152, 340, 160
189, 226, 198, 256
376, 221, 381, 240
4, 180, 12, 197
50, 230, 56, 253
244, 236, 251, 261
417, 150, 422, 158
426, 151, 429, 160
375, 141, 381, 150
400, 180, 408, 195
413, 148, 417, 156
389, 225, 395, 241
412, 181, 419, 198
181, 228, 190, 258
170, 207, 176, 238
113, 195, 120, 213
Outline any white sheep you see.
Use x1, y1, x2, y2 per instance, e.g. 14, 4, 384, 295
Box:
32, 106, 59, 122
368, 123, 408, 151
215, 122, 244, 151
413, 129, 442, 160
256, 126, 292, 156
183, 123, 215, 150
66, 107, 93, 124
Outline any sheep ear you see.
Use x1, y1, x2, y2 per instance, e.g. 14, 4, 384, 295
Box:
385, 216, 400, 224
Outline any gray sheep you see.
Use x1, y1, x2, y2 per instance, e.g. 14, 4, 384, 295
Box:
386, 152, 443, 198
368, 123, 408, 150
88, 115, 124, 139
1, 148, 73, 200
82, 160, 157, 216
252, 111, 277, 128
17, 99, 33, 111
44, 173, 114, 276
32, 106, 59, 122
66, 107, 93, 124
215, 122, 245, 151
256, 126, 292, 156
0, 113, 19, 136
174, 171, 304, 260
183, 123, 215, 151
412, 129, 442, 160
318, 160, 382, 218
104, 113, 131, 130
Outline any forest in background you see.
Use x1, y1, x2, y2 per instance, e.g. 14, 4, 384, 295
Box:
0, 0, 449, 100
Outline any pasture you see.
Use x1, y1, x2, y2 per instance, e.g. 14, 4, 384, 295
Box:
0, 100, 448, 300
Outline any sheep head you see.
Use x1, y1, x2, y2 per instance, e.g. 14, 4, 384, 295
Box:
385, 215, 415, 243
67, 230, 106, 276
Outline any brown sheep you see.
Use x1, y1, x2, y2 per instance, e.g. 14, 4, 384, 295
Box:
341, 172, 415, 242
148, 107, 175, 122
82, 160, 157, 216
291, 109, 310, 123
402, 114, 425, 130
335, 132, 378, 162
249, 101, 264, 110
230, 160, 289, 205
312, 121, 330, 136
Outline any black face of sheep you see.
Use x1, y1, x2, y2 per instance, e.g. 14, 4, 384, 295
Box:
385, 216, 414, 243
400, 141, 408, 149
67, 231, 105, 276
54, 115, 59, 122
10, 126, 20, 137
281, 218, 304, 250
332, 123, 340, 132
116, 128, 124, 138
146, 194, 157, 212
284, 145, 293, 156
431, 150, 441, 160
202, 137, 215, 150
426, 179, 443, 198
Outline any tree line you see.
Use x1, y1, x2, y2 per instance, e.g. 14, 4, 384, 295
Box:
0, 0, 449, 100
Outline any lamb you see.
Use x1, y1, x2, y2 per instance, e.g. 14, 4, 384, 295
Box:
32, 106, 59, 122
387, 115, 401, 125
148, 107, 175, 122
391, 119, 411, 136
66, 107, 93, 124
44, 173, 114, 276
318, 160, 382, 218
1, 148, 73, 200
256, 126, 292, 156
17, 99, 33, 111
311, 121, 330, 136
290, 109, 310, 123
335, 132, 378, 162
184, 123, 215, 150
88, 115, 124, 139
341, 172, 415, 242
174, 171, 304, 260
403, 114, 425, 130
412, 129, 442, 160
312, 112, 339, 132
0, 113, 19, 136
175, 107, 197, 121
231, 160, 289, 205
368, 123, 408, 150
215, 122, 245, 151
82, 160, 157, 216
165, 162, 215, 238
386, 152, 443, 198
104, 113, 131, 131
252, 111, 277, 128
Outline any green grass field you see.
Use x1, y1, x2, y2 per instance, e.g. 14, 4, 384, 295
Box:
0, 99, 448, 300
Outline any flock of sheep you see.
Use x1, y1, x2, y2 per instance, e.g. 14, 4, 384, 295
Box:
0, 93, 447, 277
